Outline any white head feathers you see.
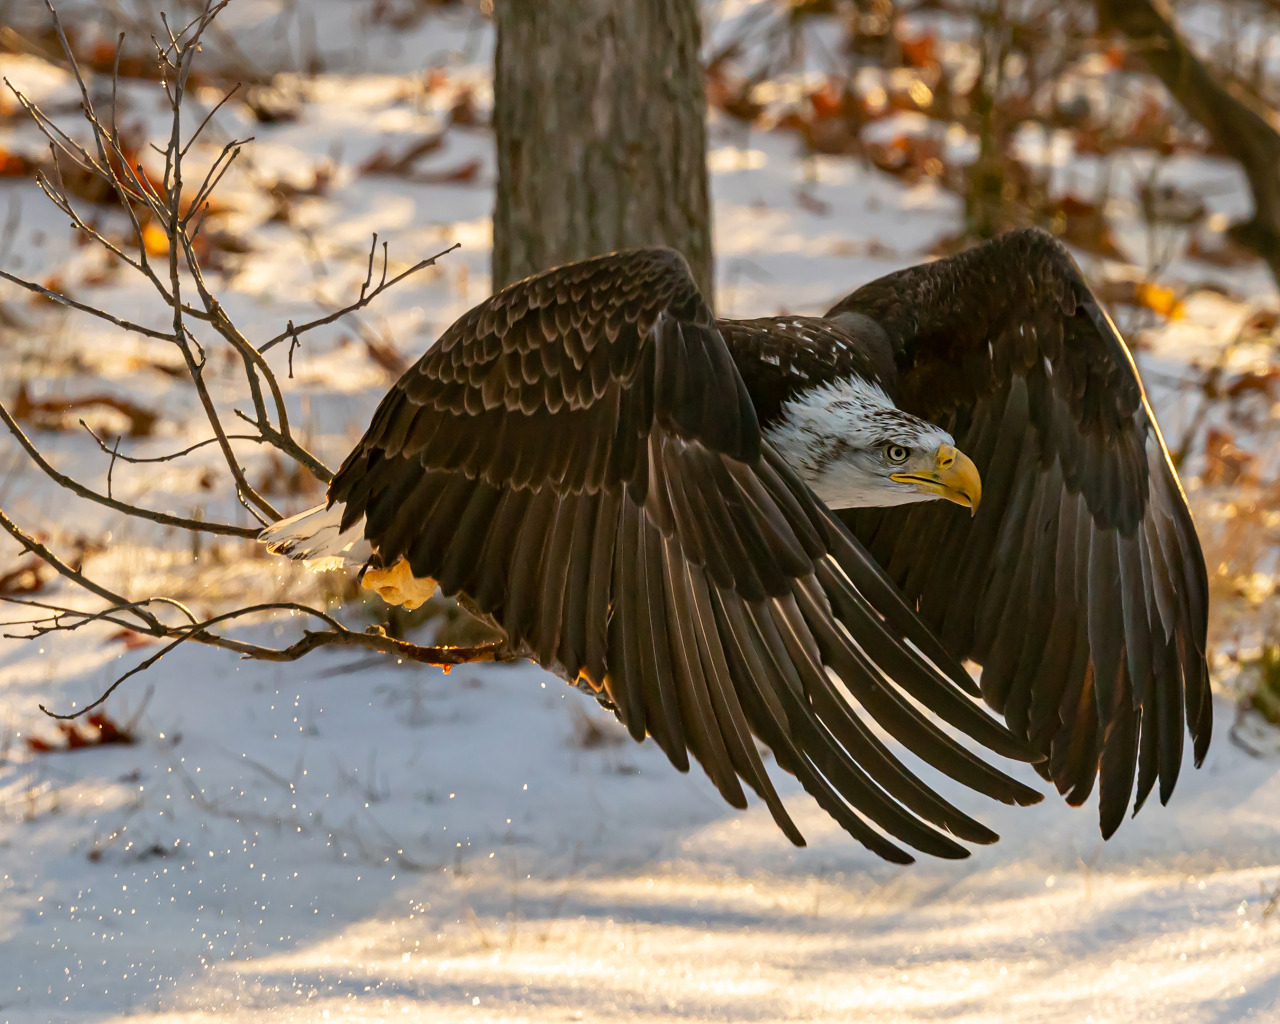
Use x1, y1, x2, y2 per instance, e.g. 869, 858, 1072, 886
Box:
763, 376, 956, 510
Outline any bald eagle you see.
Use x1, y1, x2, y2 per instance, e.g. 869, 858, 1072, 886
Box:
263, 229, 1209, 863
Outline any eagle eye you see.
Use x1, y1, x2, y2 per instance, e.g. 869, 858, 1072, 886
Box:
885, 444, 910, 464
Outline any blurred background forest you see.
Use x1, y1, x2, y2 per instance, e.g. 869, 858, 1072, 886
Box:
0, 1, 1278, 1019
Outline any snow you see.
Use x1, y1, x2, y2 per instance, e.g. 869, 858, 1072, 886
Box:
1, 1, 1278, 1021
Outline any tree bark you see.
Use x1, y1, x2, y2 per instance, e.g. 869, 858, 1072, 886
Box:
1096, 0, 1280, 287
492, 0, 714, 299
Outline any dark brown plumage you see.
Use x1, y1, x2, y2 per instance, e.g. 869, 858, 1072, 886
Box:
826, 230, 1210, 838
295, 229, 1209, 860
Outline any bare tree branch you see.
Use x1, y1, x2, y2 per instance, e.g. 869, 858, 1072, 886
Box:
0, 269, 171, 340
80, 421, 266, 467
0, 398, 260, 537
1, 592, 517, 720
1097, 0, 1280, 286
0, 0, 486, 718
0, 507, 162, 631
259, 239, 460, 353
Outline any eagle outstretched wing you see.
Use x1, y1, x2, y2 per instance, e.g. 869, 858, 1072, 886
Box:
828, 228, 1211, 838
328, 247, 1040, 862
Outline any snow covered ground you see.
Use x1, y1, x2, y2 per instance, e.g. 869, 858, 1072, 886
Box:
0, 2, 1278, 1021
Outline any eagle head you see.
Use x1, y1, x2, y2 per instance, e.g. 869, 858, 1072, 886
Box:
763, 376, 982, 514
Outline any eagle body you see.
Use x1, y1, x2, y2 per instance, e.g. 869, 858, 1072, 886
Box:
264, 229, 1210, 862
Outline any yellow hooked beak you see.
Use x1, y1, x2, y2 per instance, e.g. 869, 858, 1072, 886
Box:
891, 443, 983, 516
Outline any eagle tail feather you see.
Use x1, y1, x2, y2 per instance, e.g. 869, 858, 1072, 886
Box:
259, 502, 370, 570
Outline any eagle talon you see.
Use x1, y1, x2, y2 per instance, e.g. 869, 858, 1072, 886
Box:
361, 558, 438, 610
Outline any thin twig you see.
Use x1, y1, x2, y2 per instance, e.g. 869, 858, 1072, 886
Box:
0, 507, 161, 632
106, 435, 121, 499
181, 83, 241, 158
0, 594, 200, 633
0, 397, 259, 538
259, 241, 460, 353
0, 269, 171, 340
80, 421, 265, 465
31, 6, 174, 298
182, 137, 252, 227
287, 322, 302, 378
20, 595, 518, 720
151, 14, 279, 525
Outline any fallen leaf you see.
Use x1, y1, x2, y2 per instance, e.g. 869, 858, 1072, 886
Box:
1244, 307, 1279, 333
13, 382, 159, 437
705, 61, 765, 125
408, 158, 482, 185
1224, 369, 1280, 400
0, 148, 36, 177
141, 221, 170, 257
795, 187, 831, 216
450, 87, 485, 127
1047, 194, 1127, 260
359, 134, 445, 177
1135, 281, 1184, 319
0, 555, 47, 596
898, 32, 938, 71
104, 628, 158, 651
1094, 278, 1184, 318
1186, 232, 1260, 268
26, 711, 136, 754
364, 336, 408, 376
1201, 427, 1254, 487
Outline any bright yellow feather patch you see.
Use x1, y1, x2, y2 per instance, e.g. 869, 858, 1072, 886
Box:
361, 558, 438, 610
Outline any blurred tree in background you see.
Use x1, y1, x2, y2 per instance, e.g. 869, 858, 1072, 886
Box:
491, 0, 714, 296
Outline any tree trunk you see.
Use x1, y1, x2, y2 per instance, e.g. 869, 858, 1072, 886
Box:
492, 0, 714, 299
1096, 0, 1280, 288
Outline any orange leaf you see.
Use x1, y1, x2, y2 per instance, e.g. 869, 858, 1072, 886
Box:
104, 628, 157, 650
898, 33, 938, 70
0, 149, 35, 178
1201, 428, 1253, 487
142, 221, 170, 257
1135, 282, 1184, 319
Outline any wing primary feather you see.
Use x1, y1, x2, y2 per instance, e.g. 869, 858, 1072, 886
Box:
1097, 680, 1139, 839
584, 487, 622, 686
535, 491, 579, 666
1116, 532, 1153, 710
710, 587, 916, 862
1003, 473, 1062, 735
810, 560, 1037, 766
1025, 488, 1082, 744
556, 492, 599, 674
684, 564, 804, 844
634, 514, 690, 769
503, 486, 557, 643
817, 517, 981, 698
794, 575, 1041, 806
408, 470, 480, 576
472, 486, 531, 613
607, 499, 649, 740
377, 470, 449, 565
769, 592, 1001, 845
660, 534, 746, 807
976, 444, 1046, 716
1085, 531, 1125, 735
437, 479, 503, 597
